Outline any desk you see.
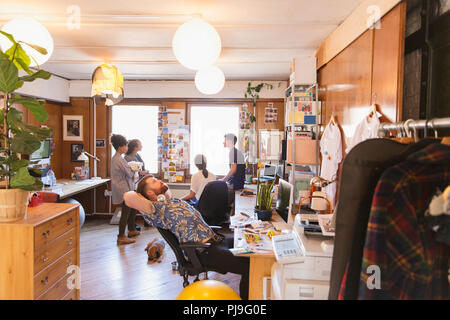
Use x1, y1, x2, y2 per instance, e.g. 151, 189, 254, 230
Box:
50, 178, 110, 200
233, 190, 291, 300
45, 179, 110, 215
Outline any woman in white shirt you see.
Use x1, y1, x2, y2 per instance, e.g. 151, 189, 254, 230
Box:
181, 154, 216, 208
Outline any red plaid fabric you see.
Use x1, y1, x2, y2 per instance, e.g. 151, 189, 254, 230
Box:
359, 144, 450, 300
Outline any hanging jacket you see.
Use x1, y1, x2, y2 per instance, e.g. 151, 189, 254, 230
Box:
359, 143, 450, 299
329, 138, 439, 300
320, 122, 343, 207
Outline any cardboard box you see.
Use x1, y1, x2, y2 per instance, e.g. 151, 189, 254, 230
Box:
287, 139, 318, 165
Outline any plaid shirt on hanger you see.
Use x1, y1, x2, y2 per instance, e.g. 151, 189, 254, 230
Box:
359, 143, 450, 300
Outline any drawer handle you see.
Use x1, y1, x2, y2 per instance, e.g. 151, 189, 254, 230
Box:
42, 230, 50, 239
41, 254, 49, 263
41, 276, 49, 285
67, 238, 73, 247
67, 217, 73, 226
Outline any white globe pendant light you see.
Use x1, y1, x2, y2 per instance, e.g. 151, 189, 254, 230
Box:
195, 65, 225, 95
0, 17, 54, 67
172, 18, 221, 70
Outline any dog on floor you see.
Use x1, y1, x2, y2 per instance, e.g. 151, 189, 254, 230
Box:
144, 238, 165, 263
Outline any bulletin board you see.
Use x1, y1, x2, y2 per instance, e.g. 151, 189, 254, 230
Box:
158, 106, 189, 183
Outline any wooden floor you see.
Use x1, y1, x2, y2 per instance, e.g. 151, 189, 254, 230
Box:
79, 217, 241, 300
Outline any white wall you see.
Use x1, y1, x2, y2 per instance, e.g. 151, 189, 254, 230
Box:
69, 80, 288, 99
16, 72, 70, 103
15, 78, 288, 103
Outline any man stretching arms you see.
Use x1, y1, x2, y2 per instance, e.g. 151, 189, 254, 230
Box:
123, 175, 249, 299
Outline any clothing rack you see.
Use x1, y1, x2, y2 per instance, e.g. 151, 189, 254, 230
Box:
378, 117, 450, 137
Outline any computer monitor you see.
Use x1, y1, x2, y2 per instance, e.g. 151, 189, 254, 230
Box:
30, 139, 51, 166
262, 164, 277, 178
276, 179, 294, 224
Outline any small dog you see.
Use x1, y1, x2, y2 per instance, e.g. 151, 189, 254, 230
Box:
144, 238, 165, 263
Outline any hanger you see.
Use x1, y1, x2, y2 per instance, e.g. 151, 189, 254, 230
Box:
427, 119, 450, 145
368, 103, 378, 118
442, 137, 450, 146
392, 120, 414, 144
328, 114, 336, 126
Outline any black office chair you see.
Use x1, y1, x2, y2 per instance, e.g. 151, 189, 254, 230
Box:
197, 181, 231, 227
156, 227, 226, 287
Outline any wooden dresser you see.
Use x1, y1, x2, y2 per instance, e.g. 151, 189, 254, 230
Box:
0, 203, 80, 300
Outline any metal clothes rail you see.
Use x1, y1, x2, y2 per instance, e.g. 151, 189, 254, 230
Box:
378, 117, 450, 138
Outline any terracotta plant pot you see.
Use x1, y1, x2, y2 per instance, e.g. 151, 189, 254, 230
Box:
254, 207, 272, 221
0, 189, 30, 222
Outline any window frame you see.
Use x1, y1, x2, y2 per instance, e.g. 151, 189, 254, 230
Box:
111, 103, 161, 175
187, 103, 243, 179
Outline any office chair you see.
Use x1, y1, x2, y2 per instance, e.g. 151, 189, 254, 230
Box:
156, 227, 226, 287
197, 181, 231, 227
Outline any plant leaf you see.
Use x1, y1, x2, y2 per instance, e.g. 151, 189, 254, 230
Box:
0, 31, 17, 45
10, 166, 36, 188
5, 43, 32, 74
19, 69, 51, 82
24, 124, 51, 140
9, 159, 32, 172
19, 41, 48, 55
15, 80, 24, 90
0, 52, 19, 94
6, 107, 23, 124
10, 131, 41, 155
9, 96, 48, 122
18, 179, 43, 191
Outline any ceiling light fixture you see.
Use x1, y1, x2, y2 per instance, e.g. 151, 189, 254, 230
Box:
172, 18, 221, 70
0, 17, 54, 67
195, 65, 225, 95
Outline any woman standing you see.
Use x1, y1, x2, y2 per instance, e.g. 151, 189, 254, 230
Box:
181, 154, 216, 207
124, 139, 149, 228
124, 139, 149, 178
111, 134, 140, 245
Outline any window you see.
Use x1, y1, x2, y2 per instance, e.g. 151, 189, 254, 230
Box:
112, 105, 158, 173
190, 106, 240, 176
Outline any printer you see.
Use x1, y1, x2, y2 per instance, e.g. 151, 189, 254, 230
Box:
270, 214, 334, 300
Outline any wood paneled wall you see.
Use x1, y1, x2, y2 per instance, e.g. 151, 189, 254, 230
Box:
317, 2, 406, 200
316, 0, 402, 69
318, 3, 406, 151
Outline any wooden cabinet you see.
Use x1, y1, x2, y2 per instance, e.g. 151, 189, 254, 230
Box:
0, 203, 80, 300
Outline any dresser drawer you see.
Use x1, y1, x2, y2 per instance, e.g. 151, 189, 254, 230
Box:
36, 273, 72, 300
35, 209, 77, 249
62, 290, 77, 300
34, 249, 76, 298
34, 228, 76, 274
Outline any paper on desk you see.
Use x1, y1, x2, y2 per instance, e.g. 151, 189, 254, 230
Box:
230, 212, 257, 228
234, 229, 274, 253
318, 214, 335, 237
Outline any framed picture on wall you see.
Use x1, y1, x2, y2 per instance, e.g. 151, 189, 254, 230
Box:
71, 143, 84, 162
96, 139, 106, 148
63, 115, 83, 141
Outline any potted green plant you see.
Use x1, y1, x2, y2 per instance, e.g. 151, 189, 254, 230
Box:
244, 82, 274, 122
0, 31, 52, 222
255, 164, 274, 221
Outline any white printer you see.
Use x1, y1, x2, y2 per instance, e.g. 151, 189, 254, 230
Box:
270, 214, 334, 300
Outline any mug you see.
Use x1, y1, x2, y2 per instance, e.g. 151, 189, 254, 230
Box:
311, 191, 329, 211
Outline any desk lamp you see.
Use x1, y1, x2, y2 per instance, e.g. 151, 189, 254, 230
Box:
77, 151, 101, 179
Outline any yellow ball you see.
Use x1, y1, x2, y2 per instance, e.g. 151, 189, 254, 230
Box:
176, 280, 241, 300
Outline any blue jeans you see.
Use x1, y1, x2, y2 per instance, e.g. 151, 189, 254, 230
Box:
186, 197, 199, 209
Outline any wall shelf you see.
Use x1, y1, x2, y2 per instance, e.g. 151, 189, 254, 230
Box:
284, 83, 321, 203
